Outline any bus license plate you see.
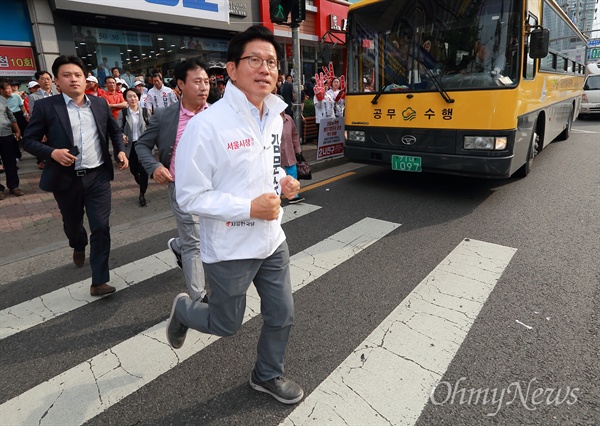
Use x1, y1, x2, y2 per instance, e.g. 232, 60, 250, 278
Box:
392, 155, 422, 172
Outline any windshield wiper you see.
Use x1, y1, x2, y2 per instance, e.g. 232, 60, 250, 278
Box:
426, 68, 455, 104
371, 82, 391, 104
415, 57, 454, 104
371, 64, 453, 105
371, 61, 407, 105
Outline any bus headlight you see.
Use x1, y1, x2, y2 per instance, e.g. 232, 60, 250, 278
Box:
346, 130, 366, 143
464, 136, 507, 150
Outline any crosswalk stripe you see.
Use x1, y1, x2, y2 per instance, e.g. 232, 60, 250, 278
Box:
0, 217, 400, 425
280, 238, 517, 426
0, 203, 321, 340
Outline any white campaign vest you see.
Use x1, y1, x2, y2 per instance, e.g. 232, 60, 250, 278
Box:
175, 82, 289, 263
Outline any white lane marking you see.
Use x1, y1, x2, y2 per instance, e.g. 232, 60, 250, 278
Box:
0, 218, 400, 425
0, 203, 321, 340
281, 238, 517, 426
571, 129, 598, 134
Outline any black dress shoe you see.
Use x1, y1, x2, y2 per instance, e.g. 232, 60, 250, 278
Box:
73, 250, 85, 267
90, 283, 116, 296
139, 193, 146, 207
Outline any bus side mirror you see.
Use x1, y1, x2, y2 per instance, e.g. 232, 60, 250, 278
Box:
529, 28, 549, 59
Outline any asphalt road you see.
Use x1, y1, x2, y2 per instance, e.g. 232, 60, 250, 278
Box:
0, 117, 598, 425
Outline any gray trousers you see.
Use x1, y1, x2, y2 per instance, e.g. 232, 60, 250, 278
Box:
167, 183, 206, 301
176, 241, 294, 382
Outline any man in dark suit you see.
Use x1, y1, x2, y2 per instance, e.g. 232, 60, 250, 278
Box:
280, 74, 294, 116
135, 59, 209, 303
23, 55, 129, 296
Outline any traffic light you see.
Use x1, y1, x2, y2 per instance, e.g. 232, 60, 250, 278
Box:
270, 0, 292, 24
291, 0, 306, 23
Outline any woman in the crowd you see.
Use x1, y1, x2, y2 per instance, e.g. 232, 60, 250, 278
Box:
118, 88, 150, 206
326, 77, 345, 117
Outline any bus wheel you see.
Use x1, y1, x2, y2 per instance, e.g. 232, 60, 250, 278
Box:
557, 108, 573, 141
515, 131, 539, 178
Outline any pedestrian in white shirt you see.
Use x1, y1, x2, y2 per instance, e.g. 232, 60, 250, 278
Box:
147, 73, 178, 110
133, 80, 153, 113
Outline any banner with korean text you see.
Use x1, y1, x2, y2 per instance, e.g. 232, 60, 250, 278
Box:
317, 117, 344, 161
0, 46, 37, 77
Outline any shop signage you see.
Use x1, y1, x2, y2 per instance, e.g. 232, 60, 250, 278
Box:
328, 15, 347, 31
0, 46, 37, 77
329, 14, 342, 31
95, 29, 153, 47
183, 36, 229, 52
229, 1, 247, 17
56, 0, 229, 23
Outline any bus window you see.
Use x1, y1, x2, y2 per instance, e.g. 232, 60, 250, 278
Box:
347, 0, 521, 93
524, 15, 537, 80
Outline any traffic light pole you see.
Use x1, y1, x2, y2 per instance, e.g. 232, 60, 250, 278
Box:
291, 23, 303, 144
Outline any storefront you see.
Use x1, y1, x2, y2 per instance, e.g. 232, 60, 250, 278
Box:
27, 0, 256, 84
0, 0, 38, 89
14, 1, 347, 90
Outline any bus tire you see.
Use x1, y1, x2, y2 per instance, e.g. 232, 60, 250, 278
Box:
556, 107, 573, 141
515, 131, 539, 178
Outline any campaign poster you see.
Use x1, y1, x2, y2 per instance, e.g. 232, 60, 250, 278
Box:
317, 117, 344, 161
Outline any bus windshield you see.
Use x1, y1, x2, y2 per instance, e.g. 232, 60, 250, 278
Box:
348, 0, 522, 93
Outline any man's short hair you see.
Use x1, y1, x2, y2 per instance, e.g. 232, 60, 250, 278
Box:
151, 73, 163, 81
51, 56, 86, 77
104, 76, 116, 85
111, 67, 120, 73
35, 70, 53, 80
227, 25, 282, 66
174, 59, 208, 87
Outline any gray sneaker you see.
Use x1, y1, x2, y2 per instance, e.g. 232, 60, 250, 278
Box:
249, 372, 304, 404
166, 293, 189, 349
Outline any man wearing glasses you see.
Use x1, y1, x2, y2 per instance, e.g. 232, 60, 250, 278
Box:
166, 25, 303, 405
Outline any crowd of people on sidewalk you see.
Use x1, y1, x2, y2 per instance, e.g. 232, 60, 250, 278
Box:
4, 25, 316, 407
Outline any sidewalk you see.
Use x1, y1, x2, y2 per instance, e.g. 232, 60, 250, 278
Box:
0, 143, 345, 266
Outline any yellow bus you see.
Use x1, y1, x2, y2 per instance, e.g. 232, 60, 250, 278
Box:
344, 0, 587, 178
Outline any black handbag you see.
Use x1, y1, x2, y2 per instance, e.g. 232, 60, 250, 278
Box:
295, 153, 312, 180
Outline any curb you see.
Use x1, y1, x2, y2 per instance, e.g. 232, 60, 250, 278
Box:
310, 156, 349, 173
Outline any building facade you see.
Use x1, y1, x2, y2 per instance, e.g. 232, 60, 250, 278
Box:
562, 0, 598, 34
2, 0, 349, 89
262, 0, 349, 81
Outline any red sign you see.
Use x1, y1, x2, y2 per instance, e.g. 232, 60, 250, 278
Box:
317, 143, 344, 159
0, 46, 37, 77
285, 43, 293, 58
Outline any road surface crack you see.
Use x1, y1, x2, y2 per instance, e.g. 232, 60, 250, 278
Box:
38, 386, 65, 425
87, 360, 105, 407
